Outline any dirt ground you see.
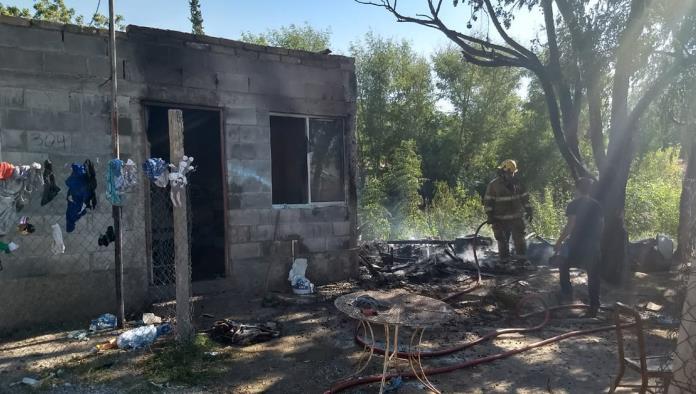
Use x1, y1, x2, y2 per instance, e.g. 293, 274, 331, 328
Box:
0, 266, 681, 393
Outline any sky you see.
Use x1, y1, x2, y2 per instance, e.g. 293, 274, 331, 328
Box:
9, 0, 546, 58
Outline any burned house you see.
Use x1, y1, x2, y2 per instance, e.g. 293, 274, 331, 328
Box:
0, 15, 358, 333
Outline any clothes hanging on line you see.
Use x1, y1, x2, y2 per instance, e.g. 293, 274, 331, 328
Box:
106, 159, 138, 206
65, 161, 97, 233
0, 163, 43, 235
168, 156, 195, 208
0, 162, 15, 180
142, 158, 168, 188
41, 159, 60, 206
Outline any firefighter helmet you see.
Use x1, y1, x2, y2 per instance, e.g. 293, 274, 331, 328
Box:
498, 159, 518, 174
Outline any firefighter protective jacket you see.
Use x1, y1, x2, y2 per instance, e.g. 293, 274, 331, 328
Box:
484, 176, 532, 221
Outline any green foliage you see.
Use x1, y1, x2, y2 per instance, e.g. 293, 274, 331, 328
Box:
625, 148, 683, 239
384, 140, 429, 239
351, 33, 435, 181
0, 2, 30, 18
189, 0, 204, 35
144, 334, 229, 385
426, 181, 487, 239
358, 176, 391, 240
0, 0, 124, 29
240, 22, 331, 52
528, 188, 571, 239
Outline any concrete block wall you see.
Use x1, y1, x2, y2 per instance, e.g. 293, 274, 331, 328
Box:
0, 16, 357, 333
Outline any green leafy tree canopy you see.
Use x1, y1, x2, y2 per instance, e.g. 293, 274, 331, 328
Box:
240, 22, 331, 52
0, 0, 124, 29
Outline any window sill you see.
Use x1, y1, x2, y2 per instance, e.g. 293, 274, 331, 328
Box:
272, 201, 346, 209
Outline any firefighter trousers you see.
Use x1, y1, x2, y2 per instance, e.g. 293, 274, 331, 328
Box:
491, 218, 526, 258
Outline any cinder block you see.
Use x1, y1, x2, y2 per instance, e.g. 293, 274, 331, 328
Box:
0, 23, 63, 51
216, 73, 249, 93
81, 115, 109, 133
259, 52, 281, 62
0, 47, 43, 72
301, 237, 327, 253
64, 32, 108, 56
24, 89, 69, 111
300, 205, 349, 222
326, 236, 351, 251
238, 192, 272, 209
3, 109, 82, 131
281, 55, 301, 64
229, 209, 260, 224
44, 52, 88, 75
0, 87, 24, 107
228, 142, 270, 160
226, 107, 257, 126
75, 94, 109, 114
86, 56, 110, 78
228, 225, 251, 243
0, 129, 25, 150
333, 221, 351, 236
231, 242, 262, 259
250, 224, 275, 241
183, 69, 216, 90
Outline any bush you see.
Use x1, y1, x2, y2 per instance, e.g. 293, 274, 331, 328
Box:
529, 187, 570, 239
625, 148, 682, 239
358, 176, 391, 240
426, 181, 487, 239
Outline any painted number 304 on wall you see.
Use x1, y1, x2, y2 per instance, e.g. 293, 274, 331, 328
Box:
28, 132, 70, 151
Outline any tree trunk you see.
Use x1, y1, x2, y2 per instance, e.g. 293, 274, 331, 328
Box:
670, 158, 696, 392
669, 132, 696, 393
677, 136, 696, 264
595, 120, 635, 284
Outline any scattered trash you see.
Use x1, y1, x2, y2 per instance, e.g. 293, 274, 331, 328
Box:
21, 377, 40, 386
384, 375, 403, 393
142, 313, 162, 325
89, 313, 117, 332
95, 338, 118, 351
353, 295, 390, 310
288, 258, 315, 295
67, 330, 89, 341
204, 351, 220, 357
117, 323, 172, 350
209, 320, 280, 346
645, 302, 663, 312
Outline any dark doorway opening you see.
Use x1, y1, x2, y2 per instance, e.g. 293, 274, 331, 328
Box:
146, 105, 226, 282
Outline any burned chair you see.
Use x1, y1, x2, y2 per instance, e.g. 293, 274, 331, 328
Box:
609, 302, 673, 393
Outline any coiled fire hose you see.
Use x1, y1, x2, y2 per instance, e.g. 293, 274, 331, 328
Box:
325, 222, 633, 393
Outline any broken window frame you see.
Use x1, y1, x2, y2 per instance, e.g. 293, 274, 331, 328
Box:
269, 113, 346, 208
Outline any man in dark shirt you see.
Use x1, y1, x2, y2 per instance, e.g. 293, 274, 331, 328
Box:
554, 177, 604, 317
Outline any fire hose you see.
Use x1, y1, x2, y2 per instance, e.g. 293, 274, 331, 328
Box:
325, 222, 631, 393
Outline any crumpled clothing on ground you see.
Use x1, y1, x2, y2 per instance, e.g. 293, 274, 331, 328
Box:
65, 162, 97, 233
209, 320, 281, 346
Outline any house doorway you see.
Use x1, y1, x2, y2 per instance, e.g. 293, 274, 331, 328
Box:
145, 105, 226, 282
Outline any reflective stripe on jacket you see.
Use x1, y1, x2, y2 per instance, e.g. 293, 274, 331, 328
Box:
484, 176, 531, 220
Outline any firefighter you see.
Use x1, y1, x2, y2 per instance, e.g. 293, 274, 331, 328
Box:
484, 159, 533, 261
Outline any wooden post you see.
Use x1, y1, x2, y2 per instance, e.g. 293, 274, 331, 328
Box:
168, 109, 193, 342
108, 0, 125, 329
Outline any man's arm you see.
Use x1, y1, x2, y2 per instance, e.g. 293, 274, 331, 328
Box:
555, 216, 576, 252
